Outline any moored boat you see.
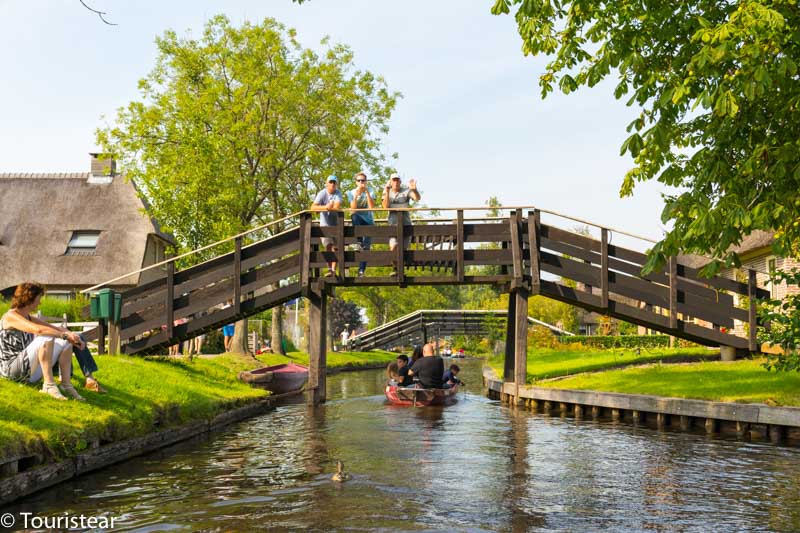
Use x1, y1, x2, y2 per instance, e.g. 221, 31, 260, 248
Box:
384, 383, 459, 407
238, 362, 309, 394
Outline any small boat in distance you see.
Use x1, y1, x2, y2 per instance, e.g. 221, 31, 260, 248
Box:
239, 362, 309, 395
384, 383, 460, 407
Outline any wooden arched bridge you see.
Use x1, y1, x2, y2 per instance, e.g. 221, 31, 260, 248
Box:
82, 206, 767, 405
348, 309, 572, 351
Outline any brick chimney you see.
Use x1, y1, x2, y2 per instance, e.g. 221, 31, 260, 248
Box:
89, 153, 117, 177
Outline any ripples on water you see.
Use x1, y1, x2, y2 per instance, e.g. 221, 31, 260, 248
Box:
5, 359, 800, 532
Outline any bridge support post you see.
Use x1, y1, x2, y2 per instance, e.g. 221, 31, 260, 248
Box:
513, 287, 529, 390
307, 285, 327, 406
503, 291, 517, 382
504, 286, 529, 389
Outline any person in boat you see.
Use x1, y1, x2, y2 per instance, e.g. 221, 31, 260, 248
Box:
310, 175, 344, 277
0, 282, 86, 400
395, 354, 413, 387
386, 361, 401, 383
407, 343, 444, 389
410, 344, 423, 365
442, 364, 463, 389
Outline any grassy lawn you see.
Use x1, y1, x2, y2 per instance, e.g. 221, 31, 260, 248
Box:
538, 359, 800, 407
0, 349, 396, 464
0, 353, 267, 463
487, 347, 716, 382
254, 349, 397, 369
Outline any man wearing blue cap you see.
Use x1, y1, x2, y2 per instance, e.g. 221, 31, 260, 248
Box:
310, 175, 344, 276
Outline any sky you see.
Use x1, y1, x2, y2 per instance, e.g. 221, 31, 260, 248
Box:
0, 0, 673, 251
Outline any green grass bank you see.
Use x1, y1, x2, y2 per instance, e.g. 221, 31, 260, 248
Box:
538, 359, 800, 407
0, 349, 396, 464
486, 346, 716, 382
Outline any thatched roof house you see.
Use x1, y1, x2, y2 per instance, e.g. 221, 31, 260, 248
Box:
0, 154, 173, 298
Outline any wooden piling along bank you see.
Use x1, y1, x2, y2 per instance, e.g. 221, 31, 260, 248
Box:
79, 206, 768, 406
483, 369, 800, 446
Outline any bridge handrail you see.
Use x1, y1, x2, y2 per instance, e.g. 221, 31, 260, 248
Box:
81, 204, 658, 294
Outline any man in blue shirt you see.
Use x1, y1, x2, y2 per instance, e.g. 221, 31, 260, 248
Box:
347, 172, 375, 277
310, 175, 344, 277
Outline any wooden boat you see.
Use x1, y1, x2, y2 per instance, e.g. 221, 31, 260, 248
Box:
238, 362, 309, 394
384, 383, 460, 407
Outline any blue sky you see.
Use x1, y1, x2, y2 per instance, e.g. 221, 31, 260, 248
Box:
0, 0, 672, 249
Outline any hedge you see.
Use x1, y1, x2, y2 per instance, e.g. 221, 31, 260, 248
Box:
557, 334, 672, 349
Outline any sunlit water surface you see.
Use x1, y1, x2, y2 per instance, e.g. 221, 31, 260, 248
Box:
4, 359, 800, 532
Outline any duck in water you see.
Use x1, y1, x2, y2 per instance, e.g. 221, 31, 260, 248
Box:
331, 461, 350, 482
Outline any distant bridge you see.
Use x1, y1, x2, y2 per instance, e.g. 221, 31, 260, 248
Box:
348, 309, 572, 351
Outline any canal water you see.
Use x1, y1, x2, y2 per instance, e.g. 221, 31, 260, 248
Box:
5, 358, 800, 531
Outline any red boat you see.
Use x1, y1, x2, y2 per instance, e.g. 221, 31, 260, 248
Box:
384, 383, 460, 407
238, 362, 309, 395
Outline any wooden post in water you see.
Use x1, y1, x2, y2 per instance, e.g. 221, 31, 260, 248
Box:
308, 286, 328, 405
503, 289, 517, 383
513, 287, 529, 390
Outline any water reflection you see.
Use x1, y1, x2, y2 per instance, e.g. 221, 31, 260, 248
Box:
4, 359, 800, 531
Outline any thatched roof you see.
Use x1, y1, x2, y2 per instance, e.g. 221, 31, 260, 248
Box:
0, 172, 173, 292
677, 230, 776, 270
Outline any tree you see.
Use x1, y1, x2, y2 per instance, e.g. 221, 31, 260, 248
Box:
492, 0, 799, 274
97, 15, 397, 354
338, 285, 450, 328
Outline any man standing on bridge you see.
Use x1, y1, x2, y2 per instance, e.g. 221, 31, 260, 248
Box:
310, 175, 344, 277
407, 342, 444, 389
347, 171, 375, 277
382, 173, 421, 276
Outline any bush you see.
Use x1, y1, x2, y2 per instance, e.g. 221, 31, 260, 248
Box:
0, 295, 90, 322
557, 334, 672, 349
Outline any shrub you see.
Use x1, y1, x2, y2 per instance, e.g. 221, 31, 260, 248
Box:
0, 295, 89, 321
557, 334, 672, 349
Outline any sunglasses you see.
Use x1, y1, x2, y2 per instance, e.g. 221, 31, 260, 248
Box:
356, 179, 366, 182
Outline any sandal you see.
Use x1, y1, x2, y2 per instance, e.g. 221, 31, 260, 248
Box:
85, 379, 107, 394
40, 382, 67, 401
61, 384, 86, 402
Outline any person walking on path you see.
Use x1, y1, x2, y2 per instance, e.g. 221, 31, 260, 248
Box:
310, 175, 344, 276
347, 171, 375, 277
381, 173, 421, 276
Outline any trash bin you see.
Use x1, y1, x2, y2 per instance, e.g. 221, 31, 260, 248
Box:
97, 288, 115, 320
89, 294, 101, 319
113, 292, 122, 323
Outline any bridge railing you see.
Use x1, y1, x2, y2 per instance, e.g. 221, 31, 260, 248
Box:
78, 204, 767, 354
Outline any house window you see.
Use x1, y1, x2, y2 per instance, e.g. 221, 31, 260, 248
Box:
65, 231, 100, 256
766, 256, 779, 299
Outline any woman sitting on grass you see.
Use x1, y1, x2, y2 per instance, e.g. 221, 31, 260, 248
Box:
0, 282, 85, 400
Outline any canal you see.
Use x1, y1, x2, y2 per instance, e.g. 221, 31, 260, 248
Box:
5, 358, 800, 531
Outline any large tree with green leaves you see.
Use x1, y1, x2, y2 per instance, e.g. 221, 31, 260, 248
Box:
98, 15, 397, 354
492, 0, 800, 272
